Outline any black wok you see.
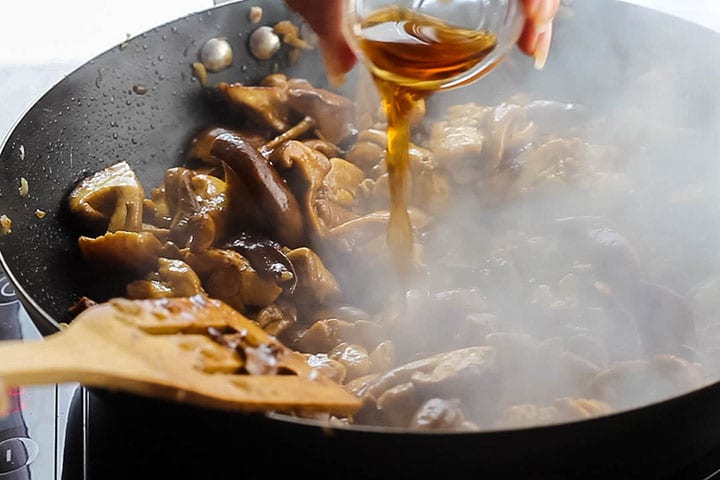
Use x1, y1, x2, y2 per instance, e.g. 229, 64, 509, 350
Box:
1, 0, 720, 478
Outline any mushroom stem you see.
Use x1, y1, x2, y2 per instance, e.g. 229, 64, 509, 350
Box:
261, 116, 316, 158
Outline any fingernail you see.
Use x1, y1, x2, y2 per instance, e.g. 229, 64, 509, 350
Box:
533, 28, 551, 70
534, 50, 547, 70
538, 0, 560, 22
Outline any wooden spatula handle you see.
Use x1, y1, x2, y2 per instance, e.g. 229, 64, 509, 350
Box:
0, 334, 87, 386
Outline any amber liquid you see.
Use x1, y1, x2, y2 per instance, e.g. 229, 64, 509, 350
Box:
355, 7, 498, 273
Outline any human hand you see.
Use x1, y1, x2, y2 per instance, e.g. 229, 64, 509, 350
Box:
285, 0, 559, 82
516, 0, 560, 70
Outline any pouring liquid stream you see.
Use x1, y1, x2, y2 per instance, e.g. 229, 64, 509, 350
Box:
354, 6, 498, 276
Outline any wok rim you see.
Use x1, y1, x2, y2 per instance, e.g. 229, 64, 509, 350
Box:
0, 0, 719, 438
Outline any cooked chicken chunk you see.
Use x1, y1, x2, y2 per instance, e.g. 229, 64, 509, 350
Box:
184, 248, 282, 312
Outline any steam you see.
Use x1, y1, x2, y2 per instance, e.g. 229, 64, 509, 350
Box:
331, 1, 720, 429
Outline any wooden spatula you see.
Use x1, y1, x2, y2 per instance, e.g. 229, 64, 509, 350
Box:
0, 296, 361, 416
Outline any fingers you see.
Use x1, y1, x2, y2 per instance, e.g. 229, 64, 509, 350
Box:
517, 0, 559, 69
285, 0, 357, 84
318, 38, 358, 87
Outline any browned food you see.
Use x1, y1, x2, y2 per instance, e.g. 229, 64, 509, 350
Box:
67, 74, 713, 431
68, 161, 144, 233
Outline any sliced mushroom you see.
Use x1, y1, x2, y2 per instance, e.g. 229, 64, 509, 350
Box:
151, 167, 229, 251
272, 140, 358, 238
222, 231, 297, 293
187, 127, 304, 247
217, 82, 290, 131
285, 85, 356, 145
78, 231, 162, 274
218, 78, 357, 144
365, 346, 498, 401
68, 161, 144, 233
586, 355, 705, 411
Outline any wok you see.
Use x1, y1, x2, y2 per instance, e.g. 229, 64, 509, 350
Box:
1, 0, 720, 478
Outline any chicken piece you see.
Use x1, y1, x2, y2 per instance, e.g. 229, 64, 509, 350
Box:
363, 347, 498, 403
329, 342, 371, 381
487, 137, 586, 200
150, 167, 229, 251
410, 398, 477, 430
553, 397, 613, 419
184, 248, 282, 313
367, 347, 497, 429
375, 382, 421, 427
126, 258, 206, 299
255, 302, 298, 339
494, 404, 561, 429
323, 209, 429, 256
493, 397, 613, 429
630, 282, 696, 358
323, 158, 365, 208
318, 209, 429, 307
295, 317, 388, 354
485, 332, 600, 406
427, 103, 492, 182
524, 100, 587, 137
553, 216, 641, 294
344, 373, 380, 397
286, 247, 340, 305
78, 231, 162, 274
396, 288, 490, 358
345, 135, 385, 174
304, 353, 348, 383
586, 355, 705, 411
346, 128, 452, 215
369, 341, 396, 375
428, 102, 543, 191
68, 161, 144, 233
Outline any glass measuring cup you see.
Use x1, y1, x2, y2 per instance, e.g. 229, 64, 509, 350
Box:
343, 0, 525, 91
